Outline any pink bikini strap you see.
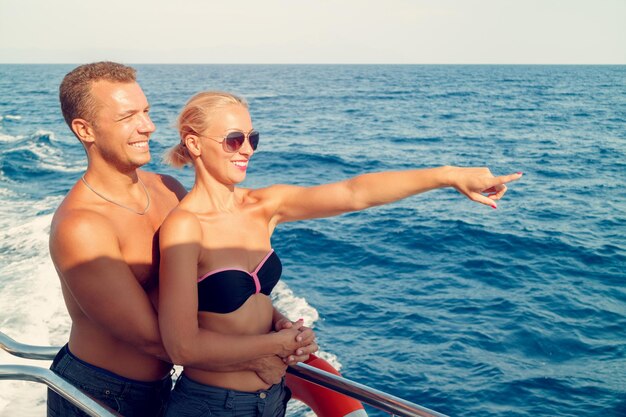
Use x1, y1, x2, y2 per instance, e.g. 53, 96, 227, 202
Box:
249, 249, 274, 293
197, 249, 275, 291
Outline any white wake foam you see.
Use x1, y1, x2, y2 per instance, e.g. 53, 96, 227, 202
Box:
0, 132, 20, 143
0, 194, 68, 417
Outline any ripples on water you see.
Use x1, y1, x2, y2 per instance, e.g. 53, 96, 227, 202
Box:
0, 65, 624, 416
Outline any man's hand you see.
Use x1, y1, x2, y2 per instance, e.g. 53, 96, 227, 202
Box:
252, 355, 288, 386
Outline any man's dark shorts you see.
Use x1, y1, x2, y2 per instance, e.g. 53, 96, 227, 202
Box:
47, 345, 172, 417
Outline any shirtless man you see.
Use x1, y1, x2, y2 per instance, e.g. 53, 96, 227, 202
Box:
47, 62, 316, 417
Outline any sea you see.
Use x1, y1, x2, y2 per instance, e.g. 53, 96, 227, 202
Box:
0, 64, 624, 417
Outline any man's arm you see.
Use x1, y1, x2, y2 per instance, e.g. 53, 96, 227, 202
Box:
50, 210, 170, 361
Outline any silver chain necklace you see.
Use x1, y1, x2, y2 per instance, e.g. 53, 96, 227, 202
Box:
81, 175, 151, 215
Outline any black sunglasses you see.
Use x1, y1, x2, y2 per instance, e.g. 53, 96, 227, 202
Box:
203, 129, 259, 153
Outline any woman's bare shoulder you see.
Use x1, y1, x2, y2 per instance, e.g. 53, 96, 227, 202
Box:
160, 207, 202, 244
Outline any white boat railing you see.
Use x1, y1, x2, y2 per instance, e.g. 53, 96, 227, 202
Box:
0, 330, 449, 417
0, 364, 121, 417
0, 331, 59, 360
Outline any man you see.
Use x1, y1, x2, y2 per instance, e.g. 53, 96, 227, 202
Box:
48, 62, 316, 417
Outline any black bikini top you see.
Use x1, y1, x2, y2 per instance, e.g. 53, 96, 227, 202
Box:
197, 249, 282, 314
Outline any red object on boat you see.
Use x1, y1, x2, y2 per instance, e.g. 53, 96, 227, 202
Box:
286, 353, 367, 417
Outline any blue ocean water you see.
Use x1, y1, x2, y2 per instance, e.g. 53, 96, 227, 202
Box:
0, 64, 625, 416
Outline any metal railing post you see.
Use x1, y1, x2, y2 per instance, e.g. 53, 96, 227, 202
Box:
0, 364, 120, 417
0, 331, 58, 360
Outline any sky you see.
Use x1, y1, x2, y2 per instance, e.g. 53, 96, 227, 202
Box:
1, 0, 625, 64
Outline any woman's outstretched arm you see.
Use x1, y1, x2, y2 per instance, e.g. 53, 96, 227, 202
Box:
259, 166, 522, 224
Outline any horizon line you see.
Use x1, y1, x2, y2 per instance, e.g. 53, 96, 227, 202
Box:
1, 62, 625, 66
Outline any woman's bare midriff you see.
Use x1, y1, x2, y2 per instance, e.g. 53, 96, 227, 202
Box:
184, 294, 276, 392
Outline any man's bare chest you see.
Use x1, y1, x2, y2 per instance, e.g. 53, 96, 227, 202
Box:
115, 219, 160, 289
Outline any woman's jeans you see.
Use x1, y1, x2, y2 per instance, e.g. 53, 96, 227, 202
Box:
164, 373, 291, 417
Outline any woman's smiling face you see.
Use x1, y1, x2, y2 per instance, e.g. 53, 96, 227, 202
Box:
200, 103, 255, 185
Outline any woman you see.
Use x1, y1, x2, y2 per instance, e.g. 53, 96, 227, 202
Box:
158, 91, 522, 416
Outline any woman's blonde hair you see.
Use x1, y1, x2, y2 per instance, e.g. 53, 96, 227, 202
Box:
164, 91, 248, 167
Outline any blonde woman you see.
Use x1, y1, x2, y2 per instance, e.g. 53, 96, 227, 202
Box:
158, 91, 522, 416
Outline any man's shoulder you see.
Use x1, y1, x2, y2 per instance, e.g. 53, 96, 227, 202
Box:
140, 171, 186, 200
51, 203, 114, 242
50, 183, 117, 241
49, 202, 122, 269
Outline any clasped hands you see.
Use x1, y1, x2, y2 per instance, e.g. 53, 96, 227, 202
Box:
254, 318, 318, 386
